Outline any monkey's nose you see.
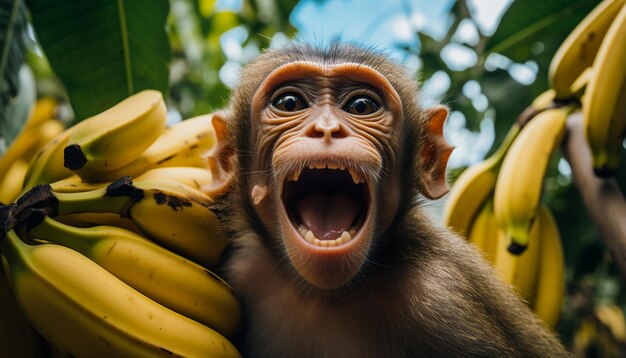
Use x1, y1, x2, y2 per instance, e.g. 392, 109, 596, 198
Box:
306, 118, 348, 142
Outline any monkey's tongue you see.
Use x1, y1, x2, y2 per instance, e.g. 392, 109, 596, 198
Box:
297, 193, 359, 241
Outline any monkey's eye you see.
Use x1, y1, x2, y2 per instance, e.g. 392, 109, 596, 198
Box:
272, 93, 308, 112
344, 96, 381, 115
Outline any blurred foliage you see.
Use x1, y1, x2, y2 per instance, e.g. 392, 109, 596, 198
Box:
168, 0, 298, 118
0, 0, 30, 149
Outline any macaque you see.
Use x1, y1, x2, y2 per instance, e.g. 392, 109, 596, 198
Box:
209, 43, 569, 357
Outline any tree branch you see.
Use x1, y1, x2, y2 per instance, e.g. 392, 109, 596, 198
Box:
562, 112, 626, 278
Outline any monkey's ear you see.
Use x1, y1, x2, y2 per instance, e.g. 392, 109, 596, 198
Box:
203, 112, 235, 197
418, 105, 454, 199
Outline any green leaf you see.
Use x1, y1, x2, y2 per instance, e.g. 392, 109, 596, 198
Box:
0, 0, 29, 137
26, 0, 171, 123
485, 0, 600, 62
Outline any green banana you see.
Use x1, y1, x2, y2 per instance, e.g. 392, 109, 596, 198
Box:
549, 0, 626, 99
64, 90, 167, 181
25, 214, 240, 337
0, 230, 240, 357
583, 3, 626, 176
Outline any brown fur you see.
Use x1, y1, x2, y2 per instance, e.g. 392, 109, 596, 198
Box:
216, 43, 569, 357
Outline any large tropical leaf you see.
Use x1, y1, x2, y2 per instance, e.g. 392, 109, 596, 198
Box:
26, 0, 171, 123
0, 0, 29, 145
485, 0, 600, 62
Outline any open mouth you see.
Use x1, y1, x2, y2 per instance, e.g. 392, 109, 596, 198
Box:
282, 164, 370, 248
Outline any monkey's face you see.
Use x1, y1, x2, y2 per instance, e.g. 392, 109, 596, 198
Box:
248, 62, 405, 289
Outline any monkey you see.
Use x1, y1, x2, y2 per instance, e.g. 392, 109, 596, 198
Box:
207, 43, 570, 357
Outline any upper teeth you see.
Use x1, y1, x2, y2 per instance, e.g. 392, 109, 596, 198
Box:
286, 164, 365, 184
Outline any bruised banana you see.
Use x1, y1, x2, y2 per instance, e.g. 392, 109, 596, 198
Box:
443, 124, 520, 237
64, 90, 167, 181
531, 206, 565, 329
26, 214, 240, 337
583, 3, 626, 177
45, 177, 227, 267
467, 197, 499, 265
0, 230, 240, 357
549, 0, 626, 99
494, 107, 573, 254
493, 208, 542, 304
65, 113, 218, 183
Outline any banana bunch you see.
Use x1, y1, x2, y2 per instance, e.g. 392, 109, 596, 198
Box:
0, 91, 241, 356
444, 95, 572, 327
549, 0, 626, 176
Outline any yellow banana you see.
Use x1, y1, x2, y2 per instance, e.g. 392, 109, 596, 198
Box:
549, 0, 626, 99
134, 166, 213, 190
443, 124, 520, 236
494, 107, 572, 253
26, 214, 240, 337
24, 97, 58, 130
50, 175, 108, 193
65, 113, 218, 183
493, 207, 542, 304
467, 198, 499, 265
55, 213, 143, 234
531, 206, 565, 329
0, 230, 240, 357
0, 255, 41, 358
64, 90, 167, 181
583, 3, 626, 176
44, 177, 227, 267
0, 160, 29, 204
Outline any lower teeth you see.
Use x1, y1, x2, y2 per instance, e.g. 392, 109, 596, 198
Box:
298, 227, 355, 246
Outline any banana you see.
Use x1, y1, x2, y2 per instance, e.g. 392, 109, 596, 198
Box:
21, 127, 75, 194
25, 214, 240, 337
493, 107, 572, 253
443, 124, 520, 237
493, 207, 542, 304
583, 3, 626, 177
50, 175, 108, 193
0, 255, 41, 358
0, 160, 29, 204
531, 206, 565, 329
43, 177, 227, 267
134, 166, 213, 190
549, 0, 626, 99
467, 198, 499, 265
55, 213, 143, 234
0, 119, 64, 182
64, 90, 167, 181
0, 230, 240, 357
65, 113, 218, 183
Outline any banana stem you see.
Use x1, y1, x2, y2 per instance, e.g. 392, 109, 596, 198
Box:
54, 188, 133, 216
562, 112, 626, 278
28, 216, 94, 255
486, 123, 521, 168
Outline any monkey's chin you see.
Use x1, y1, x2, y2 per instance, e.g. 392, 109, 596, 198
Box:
279, 216, 373, 290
